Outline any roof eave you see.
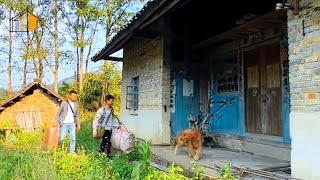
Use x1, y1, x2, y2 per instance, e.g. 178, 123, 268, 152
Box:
91, 0, 177, 62
0, 82, 64, 109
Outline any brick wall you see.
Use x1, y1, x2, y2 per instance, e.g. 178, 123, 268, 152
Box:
288, 0, 320, 112
288, 1, 320, 179
0, 90, 59, 127
120, 38, 171, 144
122, 39, 163, 110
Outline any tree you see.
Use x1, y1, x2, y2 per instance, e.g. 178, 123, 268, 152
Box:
20, 0, 68, 91
62, 0, 101, 90
62, 0, 143, 90
59, 81, 77, 98
34, 0, 70, 93
8, 9, 12, 95
0, 0, 30, 94
104, 0, 140, 44
79, 62, 121, 117
26, 26, 47, 81
0, 0, 143, 98
20, 2, 51, 85
53, 0, 59, 93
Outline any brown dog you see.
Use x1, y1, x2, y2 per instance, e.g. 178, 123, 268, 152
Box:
174, 129, 203, 161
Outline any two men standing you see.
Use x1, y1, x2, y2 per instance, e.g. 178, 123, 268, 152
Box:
54, 90, 80, 154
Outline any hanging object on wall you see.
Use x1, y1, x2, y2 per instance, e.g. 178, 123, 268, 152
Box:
183, 79, 194, 97
302, 19, 320, 37
170, 80, 176, 113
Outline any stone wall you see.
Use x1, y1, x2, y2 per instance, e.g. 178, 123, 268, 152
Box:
288, 1, 320, 179
288, 1, 320, 111
0, 89, 59, 128
120, 38, 171, 144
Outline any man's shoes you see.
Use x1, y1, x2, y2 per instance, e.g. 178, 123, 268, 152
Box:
99, 150, 112, 158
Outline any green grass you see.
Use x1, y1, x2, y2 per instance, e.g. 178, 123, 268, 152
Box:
0, 113, 237, 180
0, 118, 112, 180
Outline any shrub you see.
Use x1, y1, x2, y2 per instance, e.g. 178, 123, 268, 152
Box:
216, 163, 239, 180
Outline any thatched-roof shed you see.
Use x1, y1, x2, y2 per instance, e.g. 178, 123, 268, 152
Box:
0, 82, 64, 131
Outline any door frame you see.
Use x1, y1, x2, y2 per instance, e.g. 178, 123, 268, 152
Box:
243, 38, 284, 139
170, 74, 201, 137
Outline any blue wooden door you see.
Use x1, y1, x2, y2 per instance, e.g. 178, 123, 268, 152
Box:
170, 75, 200, 137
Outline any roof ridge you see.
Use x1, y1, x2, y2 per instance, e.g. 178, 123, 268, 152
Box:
0, 81, 64, 109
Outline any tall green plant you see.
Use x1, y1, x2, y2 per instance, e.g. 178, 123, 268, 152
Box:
58, 82, 77, 98
79, 62, 121, 116
131, 140, 151, 179
217, 163, 238, 180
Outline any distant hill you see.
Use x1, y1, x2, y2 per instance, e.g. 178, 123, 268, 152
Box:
47, 75, 76, 89
58, 75, 76, 87
51, 70, 101, 88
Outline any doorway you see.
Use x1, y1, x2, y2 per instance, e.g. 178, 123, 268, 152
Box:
244, 43, 282, 136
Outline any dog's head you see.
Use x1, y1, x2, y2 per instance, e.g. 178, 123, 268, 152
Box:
175, 131, 190, 146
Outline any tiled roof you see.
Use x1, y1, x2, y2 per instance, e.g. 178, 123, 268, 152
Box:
0, 82, 64, 110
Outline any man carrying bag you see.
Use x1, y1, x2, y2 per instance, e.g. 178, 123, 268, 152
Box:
92, 95, 120, 158
54, 90, 80, 154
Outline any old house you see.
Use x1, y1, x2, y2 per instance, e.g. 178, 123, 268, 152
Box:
0, 81, 63, 131
92, 0, 320, 179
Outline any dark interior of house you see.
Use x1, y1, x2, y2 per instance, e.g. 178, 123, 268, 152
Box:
170, 0, 283, 62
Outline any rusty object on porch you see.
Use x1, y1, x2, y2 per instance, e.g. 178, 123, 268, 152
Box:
44, 126, 59, 150
231, 164, 296, 180
213, 163, 295, 180
261, 165, 291, 172
150, 153, 172, 168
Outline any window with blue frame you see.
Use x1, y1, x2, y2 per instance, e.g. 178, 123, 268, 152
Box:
126, 76, 139, 110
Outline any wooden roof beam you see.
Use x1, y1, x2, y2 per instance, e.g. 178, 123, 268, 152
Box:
192, 10, 287, 50
102, 56, 123, 61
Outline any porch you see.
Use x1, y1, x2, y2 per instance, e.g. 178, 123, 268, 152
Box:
91, 0, 320, 178
151, 145, 293, 180
169, 8, 290, 160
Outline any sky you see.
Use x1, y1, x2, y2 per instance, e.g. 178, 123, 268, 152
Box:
0, 1, 144, 90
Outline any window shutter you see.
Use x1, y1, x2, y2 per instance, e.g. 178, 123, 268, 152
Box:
126, 86, 133, 109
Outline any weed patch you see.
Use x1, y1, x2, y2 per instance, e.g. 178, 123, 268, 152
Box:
0, 116, 237, 180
